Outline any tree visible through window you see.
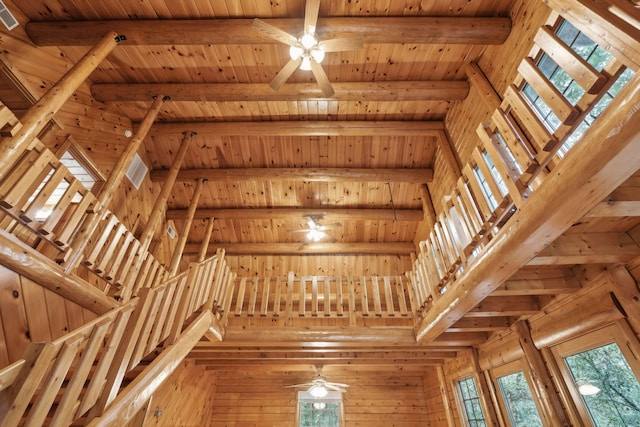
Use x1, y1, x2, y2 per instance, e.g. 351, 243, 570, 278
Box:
298, 391, 341, 427
458, 376, 487, 427
564, 342, 640, 426
497, 371, 543, 427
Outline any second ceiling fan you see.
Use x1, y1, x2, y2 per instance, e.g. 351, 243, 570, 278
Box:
252, 0, 363, 97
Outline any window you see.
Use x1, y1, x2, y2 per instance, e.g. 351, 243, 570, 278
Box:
493, 361, 543, 427
473, 166, 498, 211
558, 68, 634, 156
552, 323, 640, 426
298, 391, 342, 427
33, 148, 103, 221
457, 376, 487, 427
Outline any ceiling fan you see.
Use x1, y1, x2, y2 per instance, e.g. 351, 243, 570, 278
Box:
288, 216, 340, 242
252, 0, 364, 97
286, 366, 349, 397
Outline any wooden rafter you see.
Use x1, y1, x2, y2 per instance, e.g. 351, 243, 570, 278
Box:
145, 120, 444, 137
186, 242, 416, 255
26, 17, 511, 46
151, 167, 433, 183
166, 207, 423, 221
92, 81, 470, 102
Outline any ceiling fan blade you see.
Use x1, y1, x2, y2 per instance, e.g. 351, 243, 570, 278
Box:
325, 384, 347, 392
252, 18, 299, 47
309, 60, 334, 97
285, 383, 314, 388
270, 57, 302, 91
327, 382, 349, 388
304, 0, 321, 35
319, 35, 364, 52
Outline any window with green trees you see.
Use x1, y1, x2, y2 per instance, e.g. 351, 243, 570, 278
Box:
497, 370, 543, 427
457, 376, 487, 427
298, 391, 341, 427
564, 342, 640, 426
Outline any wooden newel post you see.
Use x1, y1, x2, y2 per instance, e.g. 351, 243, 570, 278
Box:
168, 178, 206, 275
64, 96, 167, 271
0, 31, 124, 180
139, 131, 195, 251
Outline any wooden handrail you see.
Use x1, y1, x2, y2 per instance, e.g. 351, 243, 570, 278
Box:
0, 253, 228, 427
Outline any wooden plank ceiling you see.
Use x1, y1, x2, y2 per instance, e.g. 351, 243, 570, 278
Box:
3, 0, 528, 367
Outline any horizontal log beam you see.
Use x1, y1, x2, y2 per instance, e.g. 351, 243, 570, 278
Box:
526, 232, 640, 265
188, 242, 416, 255
492, 277, 581, 296
414, 75, 640, 343
166, 207, 423, 221
0, 230, 118, 315
447, 317, 514, 332
465, 296, 540, 317
151, 168, 433, 183
194, 357, 445, 366
26, 17, 511, 46
146, 120, 444, 137
92, 81, 470, 102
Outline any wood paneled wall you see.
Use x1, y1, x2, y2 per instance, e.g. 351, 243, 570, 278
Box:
210, 368, 435, 427
144, 359, 217, 427
0, 264, 96, 368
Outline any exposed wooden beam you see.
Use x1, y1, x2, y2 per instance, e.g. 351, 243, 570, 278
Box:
92, 81, 469, 102
526, 232, 640, 265
465, 296, 540, 317
194, 357, 445, 366
146, 120, 444, 137
166, 207, 423, 221
186, 242, 416, 255
491, 277, 581, 296
415, 75, 640, 343
26, 17, 511, 46
447, 317, 514, 332
151, 167, 433, 184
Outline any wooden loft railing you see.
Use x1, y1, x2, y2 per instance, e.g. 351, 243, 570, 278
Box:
0, 253, 232, 427
226, 273, 414, 324
408, 14, 638, 316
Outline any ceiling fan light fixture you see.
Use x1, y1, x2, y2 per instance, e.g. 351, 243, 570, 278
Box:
309, 384, 329, 398
289, 45, 304, 60
300, 56, 312, 71
307, 228, 324, 242
300, 33, 317, 49
310, 48, 325, 64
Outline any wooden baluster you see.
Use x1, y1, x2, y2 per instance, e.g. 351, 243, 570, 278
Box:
159, 276, 187, 342
129, 287, 164, 368
64, 96, 166, 271
168, 178, 205, 275
248, 277, 258, 316
236, 277, 247, 316
438, 213, 462, 270
145, 283, 177, 353
348, 276, 356, 326
38, 180, 81, 236
285, 272, 294, 321
94, 223, 127, 274
273, 277, 282, 317
299, 276, 306, 317
336, 276, 344, 317
491, 109, 539, 176
395, 276, 409, 316
221, 272, 237, 325
383, 276, 394, 316
457, 180, 485, 236
360, 277, 369, 317
1, 149, 55, 209
371, 276, 383, 316
20, 167, 65, 222
261, 277, 271, 316
473, 147, 507, 209
404, 271, 420, 316
0, 32, 122, 180
323, 277, 331, 317
54, 190, 96, 247
463, 164, 495, 225
451, 192, 479, 252
311, 276, 318, 316
0, 343, 60, 426
105, 231, 135, 282
206, 248, 225, 312
165, 264, 198, 346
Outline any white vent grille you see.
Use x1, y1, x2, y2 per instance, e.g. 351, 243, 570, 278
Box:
0, 1, 18, 30
125, 152, 148, 190
167, 224, 176, 239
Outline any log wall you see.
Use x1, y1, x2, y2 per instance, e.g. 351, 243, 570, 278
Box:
210, 368, 434, 427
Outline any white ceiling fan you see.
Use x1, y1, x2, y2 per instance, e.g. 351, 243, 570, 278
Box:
288, 216, 340, 242
252, 0, 364, 97
286, 366, 349, 397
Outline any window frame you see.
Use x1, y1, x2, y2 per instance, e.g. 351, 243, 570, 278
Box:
549, 321, 640, 426
453, 374, 489, 427
296, 390, 344, 427
490, 359, 545, 427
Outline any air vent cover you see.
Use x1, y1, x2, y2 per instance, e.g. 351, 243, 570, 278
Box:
0, 1, 18, 30
125, 153, 148, 190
